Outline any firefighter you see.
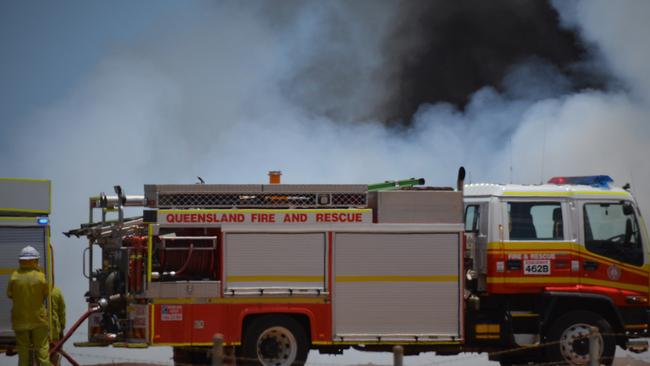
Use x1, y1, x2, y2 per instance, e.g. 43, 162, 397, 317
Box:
6, 246, 52, 366
49, 286, 65, 366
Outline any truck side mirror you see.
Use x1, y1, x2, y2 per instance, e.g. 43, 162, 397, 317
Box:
623, 202, 635, 216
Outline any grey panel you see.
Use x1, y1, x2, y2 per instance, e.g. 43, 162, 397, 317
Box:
262, 184, 367, 193
225, 233, 326, 290
369, 191, 463, 224
335, 233, 459, 275
335, 282, 459, 334
334, 232, 460, 338
0, 226, 47, 338
0, 227, 46, 268
0, 180, 50, 214
147, 184, 263, 194
146, 281, 221, 298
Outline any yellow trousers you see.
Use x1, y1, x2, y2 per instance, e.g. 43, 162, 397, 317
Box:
15, 327, 52, 366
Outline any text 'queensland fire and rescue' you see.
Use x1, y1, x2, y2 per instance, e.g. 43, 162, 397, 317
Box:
164, 211, 367, 224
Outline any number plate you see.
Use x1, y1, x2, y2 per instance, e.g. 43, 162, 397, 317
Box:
523, 260, 551, 275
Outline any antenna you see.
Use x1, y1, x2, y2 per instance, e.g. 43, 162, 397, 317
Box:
509, 135, 513, 184
540, 120, 547, 184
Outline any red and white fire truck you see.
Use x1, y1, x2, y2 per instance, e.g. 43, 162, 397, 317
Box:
65, 170, 650, 365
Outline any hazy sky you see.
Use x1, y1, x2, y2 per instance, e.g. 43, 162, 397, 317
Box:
2, 1, 650, 365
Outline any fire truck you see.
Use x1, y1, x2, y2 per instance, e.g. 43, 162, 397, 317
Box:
0, 178, 53, 355
64, 170, 650, 365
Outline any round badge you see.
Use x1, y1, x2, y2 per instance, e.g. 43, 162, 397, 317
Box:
607, 264, 621, 281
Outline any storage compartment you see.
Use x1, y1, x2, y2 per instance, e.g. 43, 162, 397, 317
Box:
368, 191, 463, 224
333, 230, 462, 341
223, 232, 327, 294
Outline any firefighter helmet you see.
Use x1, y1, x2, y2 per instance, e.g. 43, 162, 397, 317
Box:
19, 245, 40, 260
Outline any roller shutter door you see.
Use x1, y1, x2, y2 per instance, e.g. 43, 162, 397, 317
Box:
333, 232, 460, 340
0, 226, 47, 337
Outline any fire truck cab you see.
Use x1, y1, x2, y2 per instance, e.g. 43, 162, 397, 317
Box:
464, 175, 649, 365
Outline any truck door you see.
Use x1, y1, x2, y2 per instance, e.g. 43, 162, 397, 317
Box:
465, 202, 489, 291
579, 200, 648, 298
494, 199, 578, 293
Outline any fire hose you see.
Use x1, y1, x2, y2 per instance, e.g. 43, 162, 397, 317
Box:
49, 296, 117, 366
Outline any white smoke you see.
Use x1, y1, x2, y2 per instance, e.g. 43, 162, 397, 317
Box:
2, 0, 650, 364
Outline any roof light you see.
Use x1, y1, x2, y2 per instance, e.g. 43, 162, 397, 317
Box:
547, 175, 613, 188
36, 217, 49, 225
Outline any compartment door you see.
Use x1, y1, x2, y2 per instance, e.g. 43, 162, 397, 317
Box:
333, 232, 461, 341
224, 232, 326, 293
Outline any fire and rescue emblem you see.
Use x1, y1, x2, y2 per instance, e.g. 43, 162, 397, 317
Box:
607, 264, 621, 281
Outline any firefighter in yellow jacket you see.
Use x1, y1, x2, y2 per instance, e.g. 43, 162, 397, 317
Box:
49, 286, 65, 366
6, 246, 52, 366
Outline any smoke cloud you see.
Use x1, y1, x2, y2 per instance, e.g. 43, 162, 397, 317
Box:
1, 0, 649, 364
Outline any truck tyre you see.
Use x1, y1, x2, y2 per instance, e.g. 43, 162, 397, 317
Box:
241, 315, 309, 366
545, 311, 615, 365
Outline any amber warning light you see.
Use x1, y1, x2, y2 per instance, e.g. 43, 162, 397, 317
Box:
269, 170, 282, 184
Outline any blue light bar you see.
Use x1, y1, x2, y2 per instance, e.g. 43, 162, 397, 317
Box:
37, 217, 49, 225
547, 175, 614, 188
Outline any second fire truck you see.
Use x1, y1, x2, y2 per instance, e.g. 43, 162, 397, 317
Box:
65, 170, 650, 365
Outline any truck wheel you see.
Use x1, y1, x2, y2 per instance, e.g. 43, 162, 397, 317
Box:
241, 315, 309, 366
545, 311, 615, 365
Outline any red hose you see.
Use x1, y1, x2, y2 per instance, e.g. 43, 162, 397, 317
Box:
58, 348, 80, 366
49, 305, 101, 357
174, 244, 194, 275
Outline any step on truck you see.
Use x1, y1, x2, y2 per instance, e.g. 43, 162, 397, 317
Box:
0, 178, 53, 356
65, 170, 650, 365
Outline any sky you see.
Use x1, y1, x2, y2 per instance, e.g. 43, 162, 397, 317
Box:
1, 1, 650, 365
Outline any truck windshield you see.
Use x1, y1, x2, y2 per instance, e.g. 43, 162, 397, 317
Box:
584, 203, 643, 266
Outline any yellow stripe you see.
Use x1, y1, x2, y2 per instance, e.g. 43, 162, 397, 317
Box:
487, 242, 649, 277
0, 217, 37, 221
476, 324, 500, 333
0, 208, 49, 214
227, 275, 324, 282
152, 297, 327, 304
336, 275, 458, 282
488, 242, 577, 251
625, 324, 648, 330
578, 251, 649, 277
503, 191, 630, 197
511, 313, 539, 318
159, 208, 371, 214
0, 177, 50, 183
147, 224, 153, 284
476, 335, 500, 340
487, 276, 648, 293
0, 268, 15, 275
